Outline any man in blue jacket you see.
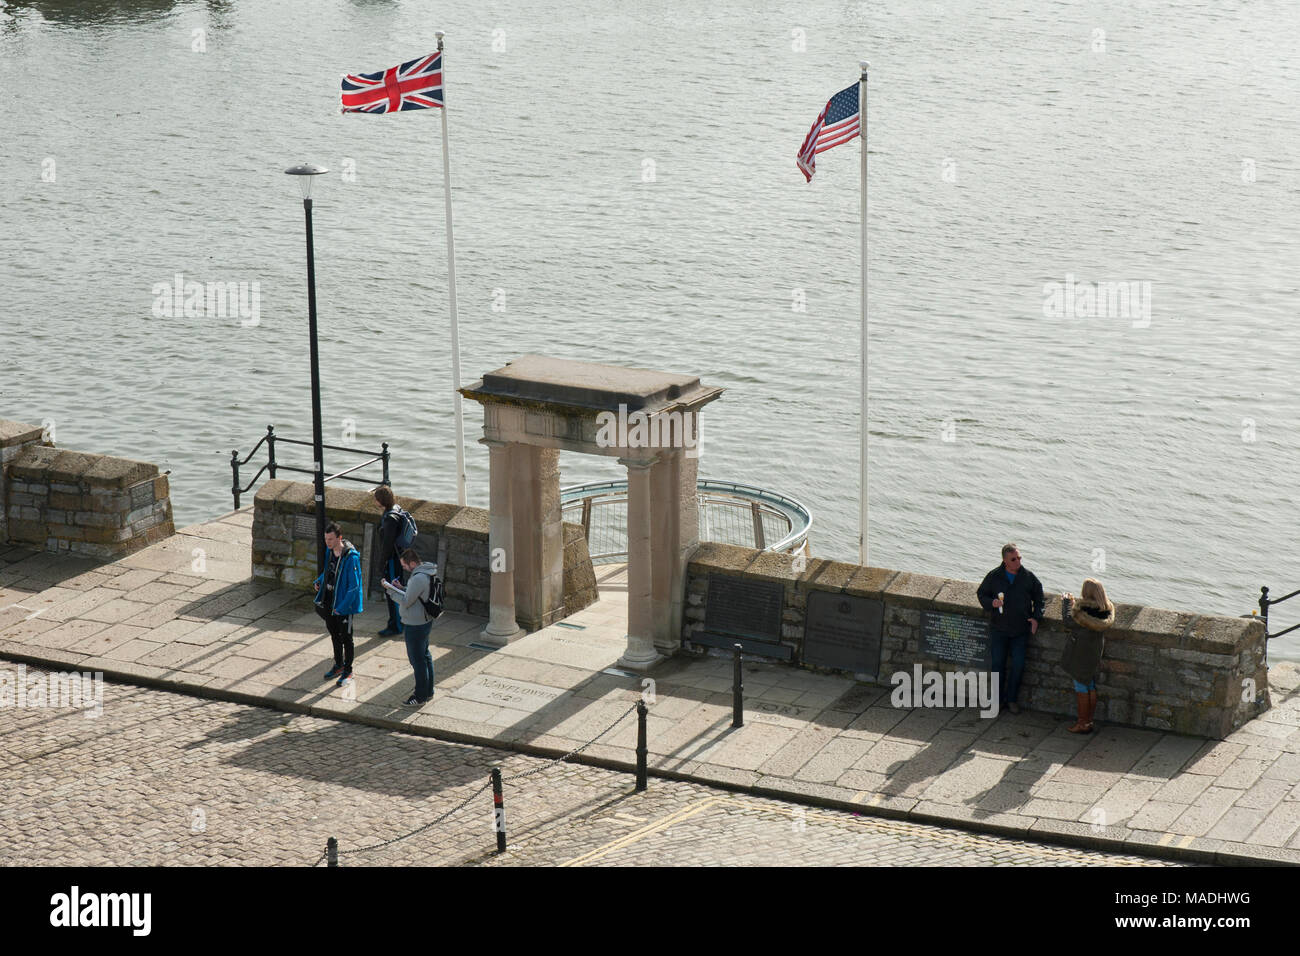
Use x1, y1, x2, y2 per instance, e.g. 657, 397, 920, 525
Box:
314, 522, 364, 687
976, 543, 1044, 714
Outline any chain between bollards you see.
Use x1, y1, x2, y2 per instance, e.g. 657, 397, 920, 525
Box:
732, 643, 744, 728
491, 767, 507, 854
635, 699, 648, 791
315, 703, 644, 864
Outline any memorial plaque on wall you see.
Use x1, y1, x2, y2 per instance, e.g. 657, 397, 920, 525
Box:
361, 522, 375, 597
803, 592, 883, 676
920, 611, 992, 669
703, 575, 784, 643
293, 514, 316, 539
366, 521, 384, 595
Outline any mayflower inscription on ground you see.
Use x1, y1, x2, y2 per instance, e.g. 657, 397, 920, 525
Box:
454, 676, 565, 712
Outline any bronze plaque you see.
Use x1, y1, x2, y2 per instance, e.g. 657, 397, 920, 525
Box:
803, 592, 883, 676
920, 611, 992, 669
703, 575, 784, 643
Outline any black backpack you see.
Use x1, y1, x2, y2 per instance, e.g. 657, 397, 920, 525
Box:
389, 506, 418, 551
417, 572, 444, 620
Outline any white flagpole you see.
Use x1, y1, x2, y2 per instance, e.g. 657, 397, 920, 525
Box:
858, 60, 869, 566
436, 29, 468, 506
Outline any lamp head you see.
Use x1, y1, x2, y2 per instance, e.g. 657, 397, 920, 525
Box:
284, 162, 329, 200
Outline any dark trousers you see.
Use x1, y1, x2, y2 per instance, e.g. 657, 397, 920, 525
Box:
383, 557, 402, 631
403, 621, 435, 701
990, 629, 1028, 704
317, 605, 354, 675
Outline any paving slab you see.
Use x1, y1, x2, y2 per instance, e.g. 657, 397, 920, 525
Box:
1168, 787, 1241, 837
1249, 802, 1300, 847
795, 736, 878, 783
1088, 777, 1164, 827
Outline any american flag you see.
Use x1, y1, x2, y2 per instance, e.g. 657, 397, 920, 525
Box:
796, 83, 860, 182
341, 51, 444, 114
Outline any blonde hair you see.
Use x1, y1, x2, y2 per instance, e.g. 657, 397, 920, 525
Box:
1080, 578, 1109, 607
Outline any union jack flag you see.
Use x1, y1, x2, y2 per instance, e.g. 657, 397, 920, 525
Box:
341, 51, 444, 114
796, 83, 860, 182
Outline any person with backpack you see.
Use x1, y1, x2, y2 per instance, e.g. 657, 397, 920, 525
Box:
381, 547, 441, 706
314, 522, 364, 687
374, 485, 418, 638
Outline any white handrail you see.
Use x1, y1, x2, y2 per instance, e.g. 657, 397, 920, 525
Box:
560, 478, 812, 563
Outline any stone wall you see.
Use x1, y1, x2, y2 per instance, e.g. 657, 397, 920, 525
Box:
251, 480, 597, 627
0, 421, 46, 544
1, 419, 174, 560
682, 543, 1268, 739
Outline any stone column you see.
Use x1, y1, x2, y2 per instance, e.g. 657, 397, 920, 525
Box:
619, 455, 661, 671
481, 439, 523, 647
538, 449, 565, 625
649, 452, 679, 653
511, 445, 564, 630
679, 418, 700, 555
675, 444, 701, 644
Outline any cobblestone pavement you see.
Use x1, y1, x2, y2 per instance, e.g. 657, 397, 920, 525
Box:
0, 671, 1179, 867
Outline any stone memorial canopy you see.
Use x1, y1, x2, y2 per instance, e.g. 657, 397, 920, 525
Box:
461, 354, 722, 671
461, 354, 723, 459
464, 353, 721, 412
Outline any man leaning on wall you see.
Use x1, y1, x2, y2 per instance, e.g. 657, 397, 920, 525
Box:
976, 543, 1045, 715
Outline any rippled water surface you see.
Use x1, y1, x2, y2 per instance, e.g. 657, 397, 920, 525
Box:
2, 0, 1299, 655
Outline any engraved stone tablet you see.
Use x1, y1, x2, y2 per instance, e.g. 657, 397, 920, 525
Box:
803, 591, 883, 676
703, 575, 784, 643
921, 611, 992, 669
748, 700, 814, 729
130, 482, 155, 508
455, 675, 565, 713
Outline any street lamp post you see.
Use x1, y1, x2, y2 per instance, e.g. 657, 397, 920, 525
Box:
285, 163, 329, 576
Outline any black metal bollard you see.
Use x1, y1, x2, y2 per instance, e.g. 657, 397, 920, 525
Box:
230, 451, 240, 510
266, 424, 278, 479
635, 700, 648, 792
326, 836, 338, 868
491, 768, 507, 853
732, 643, 744, 728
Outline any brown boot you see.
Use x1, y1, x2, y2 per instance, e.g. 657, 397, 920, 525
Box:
1086, 689, 1098, 731
1068, 692, 1091, 733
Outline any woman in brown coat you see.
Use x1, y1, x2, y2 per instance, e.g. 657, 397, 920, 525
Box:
1061, 578, 1114, 733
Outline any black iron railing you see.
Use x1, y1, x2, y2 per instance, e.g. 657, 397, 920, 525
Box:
1259, 586, 1300, 641
231, 424, 390, 509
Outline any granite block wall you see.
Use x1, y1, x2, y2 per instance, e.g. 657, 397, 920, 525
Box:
1, 419, 174, 559
682, 543, 1268, 739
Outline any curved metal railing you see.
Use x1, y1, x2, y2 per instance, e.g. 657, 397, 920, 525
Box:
560, 477, 812, 564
